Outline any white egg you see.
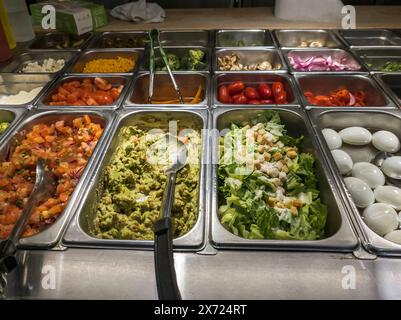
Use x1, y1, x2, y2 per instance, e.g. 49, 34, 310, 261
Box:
322, 128, 342, 150
374, 186, 401, 210
372, 130, 401, 153
363, 203, 399, 236
384, 230, 401, 245
339, 127, 372, 146
331, 149, 353, 175
381, 156, 401, 180
344, 177, 375, 208
351, 162, 385, 188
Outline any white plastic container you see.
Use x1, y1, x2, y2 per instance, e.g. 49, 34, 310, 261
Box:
4, 0, 35, 42
274, 0, 344, 24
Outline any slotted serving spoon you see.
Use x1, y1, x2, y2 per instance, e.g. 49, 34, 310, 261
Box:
154, 134, 187, 300
0, 158, 56, 274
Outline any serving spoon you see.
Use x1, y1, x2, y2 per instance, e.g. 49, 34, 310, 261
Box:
0, 158, 56, 275
154, 134, 187, 300
372, 151, 401, 188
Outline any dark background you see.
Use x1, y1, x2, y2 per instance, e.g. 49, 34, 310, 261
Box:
26, 0, 401, 10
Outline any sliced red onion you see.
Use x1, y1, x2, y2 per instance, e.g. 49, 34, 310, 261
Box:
348, 92, 356, 106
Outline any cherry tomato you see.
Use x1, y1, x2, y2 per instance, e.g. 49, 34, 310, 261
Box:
247, 99, 260, 105
218, 85, 230, 103
244, 87, 259, 100
258, 83, 272, 99
272, 82, 284, 98
233, 94, 247, 104
275, 91, 287, 104
227, 81, 245, 95
259, 99, 274, 104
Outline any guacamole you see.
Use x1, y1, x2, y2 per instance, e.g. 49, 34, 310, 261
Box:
91, 125, 200, 240
0, 122, 9, 135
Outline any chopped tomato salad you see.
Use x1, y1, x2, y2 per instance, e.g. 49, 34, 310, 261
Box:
0, 115, 103, 239
304, 89, 367, 107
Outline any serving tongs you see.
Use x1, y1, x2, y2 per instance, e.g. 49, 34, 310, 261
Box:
147, 29, 184, 104
0, 159, 55, 275
154, 134, 187, 300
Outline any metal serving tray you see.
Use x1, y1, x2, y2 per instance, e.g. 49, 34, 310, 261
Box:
88, 31, 148, 49
352, 48, 401, 73
39, 75, 131, 110
0, 107, 27, 146
0, 109, 115, 249
309, 109, 401, 256
374, 74, 401, 107
0, 51, 79, 74
28, 32, 94, 51
283, 48, 366, 74
294, 74, 396, 109
126, 72, 209, 107
210, 107, 358, 250
273, 29, 343, 49
67, 49, 143, 74
216, 29, 274, 48
338, 29, 401, 48
213, 73, 299, 106
0, 74, 55, 108
63, 109, 208, 250
140, 46, 210, 72
214, 48, 287, 73
159, 30, 210, 47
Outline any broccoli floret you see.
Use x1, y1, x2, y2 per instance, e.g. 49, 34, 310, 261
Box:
188, 49, 205, 62
165, 53, 180, 70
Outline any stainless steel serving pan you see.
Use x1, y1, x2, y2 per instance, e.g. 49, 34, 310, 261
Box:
337, 29, 401, 48
294, 74, 396, 109
210, 107, 358, 250
140, 46, 210, 72
213, 73, 299, 106
0, 109, 115, 249
28, 32, 94, 51
88, 31, 148, 49
0, 51, 79, 74
159, 30, 210, 47
38, 75, 131, 110
0, 74, 56, 108
63, 109, 208, 250
352, 48, 401, 74
273, 29, 343, 49
0, 107, 27, 146
215, 29, 274, 48
125, 72, 209, 107
283, 48, 367, 74
66, 49, 143, 75
213, 48, 287, 73
374, 74, 401, 108
309, 109, 401, 256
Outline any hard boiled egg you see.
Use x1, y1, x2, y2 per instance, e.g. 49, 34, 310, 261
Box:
381, 156, 401, 180
332, 149, 353, 175
374, 186, 401, 210
384, 230, 401, 245
363, 203, 399, 236
351, 162, 385, 188
344, 177, 374, 208
322, 128, 342, 150
372, 130, 401, 153
339, 127, 372, 146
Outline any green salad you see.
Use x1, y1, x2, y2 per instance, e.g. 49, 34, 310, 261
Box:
218, 111, 328, 240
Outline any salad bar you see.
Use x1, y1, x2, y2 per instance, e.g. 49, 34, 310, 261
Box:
1, 28, 401, 299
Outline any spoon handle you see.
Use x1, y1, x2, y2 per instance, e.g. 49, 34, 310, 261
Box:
154, 171, 181, 300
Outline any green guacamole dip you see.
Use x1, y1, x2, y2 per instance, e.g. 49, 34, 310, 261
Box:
91, 125, 200, 240
0, 122, 10, 135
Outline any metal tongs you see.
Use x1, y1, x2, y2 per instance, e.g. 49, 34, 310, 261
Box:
147, 29, 184, 104
0, 159, 55, 275
154, 134, 187, 300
